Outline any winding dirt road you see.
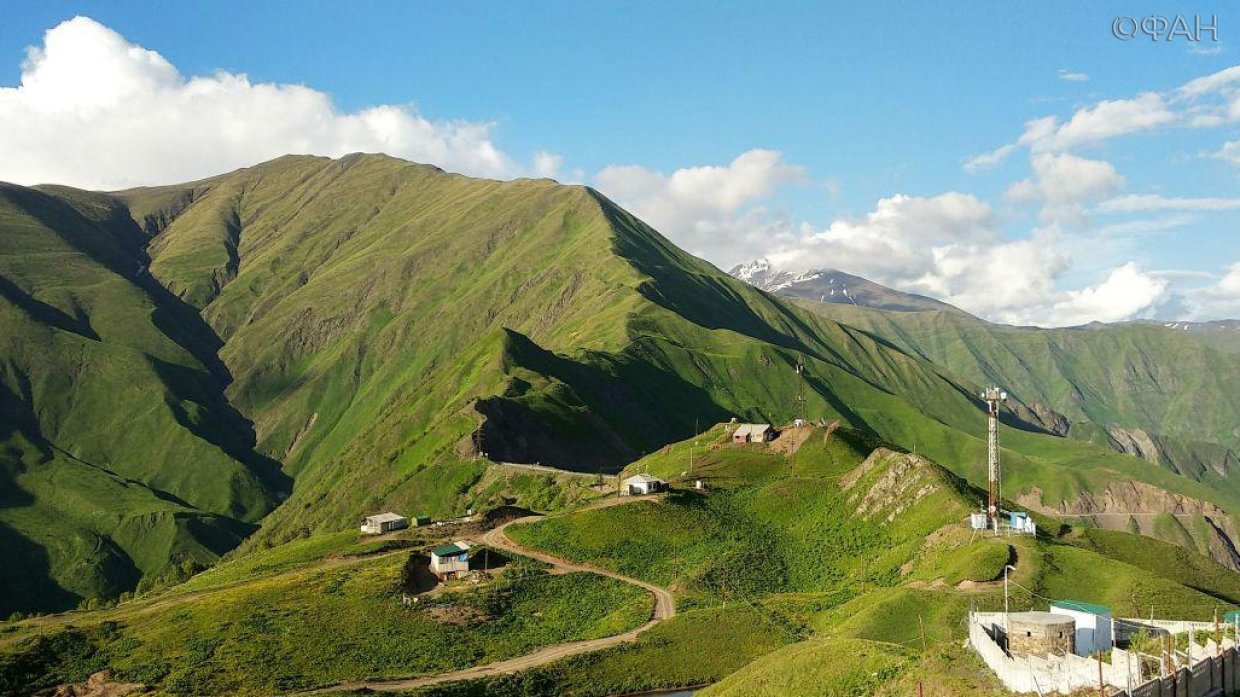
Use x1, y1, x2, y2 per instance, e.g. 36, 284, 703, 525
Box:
300, 498, 676, 694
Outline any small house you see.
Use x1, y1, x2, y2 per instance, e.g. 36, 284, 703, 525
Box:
623, 473, 667, 496
414, 515, 432, 527
731, 423, 775, 443
360, 512, 409, 535
1049, 600, 1113, 656
430, 541, 471, 580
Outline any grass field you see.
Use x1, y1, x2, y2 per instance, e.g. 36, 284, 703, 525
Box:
0, 556, 649, 697
408, 606, 794, 697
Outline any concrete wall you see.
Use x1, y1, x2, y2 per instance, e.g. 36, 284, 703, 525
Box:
970, 612, 1239, 696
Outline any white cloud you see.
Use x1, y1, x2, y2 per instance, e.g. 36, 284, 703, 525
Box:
1188, 44, 1226, 57
593, 149, 807, 265
533, 151, 563, 179
1058, 69, 1090, 82
1004, 153, 1125, 223
1048, 263, 1168, 326
763, 192, 996, 282
1179, 263, 1240, 319
1038, 93, 1175, 151
0, 17, 552, 189
1216, 140, 1240, 165
1097, 193, 1240, 213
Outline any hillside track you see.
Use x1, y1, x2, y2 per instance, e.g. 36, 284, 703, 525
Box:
296, 496, 676, 694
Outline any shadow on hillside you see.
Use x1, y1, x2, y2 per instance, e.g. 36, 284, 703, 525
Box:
475, 329, 727, 472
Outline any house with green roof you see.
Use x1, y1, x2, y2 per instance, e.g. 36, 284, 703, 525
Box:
430, 541, 471, 580
1049, 599, 1112, 656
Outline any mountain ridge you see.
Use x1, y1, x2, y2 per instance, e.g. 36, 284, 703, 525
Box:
4, 153, 1240, 614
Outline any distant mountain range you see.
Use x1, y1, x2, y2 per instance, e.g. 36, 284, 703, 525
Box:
729, 258, 963, 314
731, 259, 1240, 524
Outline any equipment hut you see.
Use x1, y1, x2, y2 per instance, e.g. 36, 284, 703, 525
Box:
623, 473, 667, 496
360, 512, 409, 535
731, 423, 775, 443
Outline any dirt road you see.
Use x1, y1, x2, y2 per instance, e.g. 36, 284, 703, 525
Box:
301, 498, 676, 694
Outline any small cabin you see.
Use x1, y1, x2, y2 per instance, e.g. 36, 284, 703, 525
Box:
360, 512, 409, 535
430, 541, 471, 580
732, 423, 775, 443
1049, 600, 1113, 656
623, 474, 667, 496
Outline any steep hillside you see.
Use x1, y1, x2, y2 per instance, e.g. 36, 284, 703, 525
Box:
790, 300, 1240, 501
6, 153, 1240, 613
0, 183, 286, 615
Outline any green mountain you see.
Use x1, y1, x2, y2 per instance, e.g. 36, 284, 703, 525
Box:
787, 299, 1240, 503
4, 153, 1240, 615
0, 183, 287, 615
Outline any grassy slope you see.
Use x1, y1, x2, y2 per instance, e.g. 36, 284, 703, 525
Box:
792, 300, 1240, 489
0, 552, 649, 697
497, 432, 1240, 696
0, 183, 285, 615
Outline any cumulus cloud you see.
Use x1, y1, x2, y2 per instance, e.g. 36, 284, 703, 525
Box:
0, 17, 549, 189
1048, 263, 1168, 326
1177, 263, 1240, 320
1004, 153, 1125, 223
755, 193, 1167, 326
594, 149, 807, 265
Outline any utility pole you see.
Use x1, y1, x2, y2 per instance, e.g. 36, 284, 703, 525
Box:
1096, 651, 1104, 697
919, 614, 927, 652
690, 418, 698, 474
982, 387, 1008, 531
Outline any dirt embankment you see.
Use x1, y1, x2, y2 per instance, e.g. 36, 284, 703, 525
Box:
1017, 481, 1240, 569
33, 670, 143, 697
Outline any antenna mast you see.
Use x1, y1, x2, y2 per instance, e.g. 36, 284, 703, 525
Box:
983, 386, 1007, 530
794, 357, 806, 422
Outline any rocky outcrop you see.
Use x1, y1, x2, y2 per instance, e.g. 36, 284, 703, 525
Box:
1016, 481, 1240, 569
1019, 402, 1071, 437
1106, 427, 1162, 466
844, 448, 944, 524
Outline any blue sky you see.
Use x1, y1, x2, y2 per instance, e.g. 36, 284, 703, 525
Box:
2, 2, 1239, 325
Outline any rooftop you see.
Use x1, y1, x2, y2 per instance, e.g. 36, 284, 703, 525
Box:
1008, 611, 1075, 626
365, 512, 406, 523
1050, 600, 1111, 617
625, 473, 665, 484
431, 542, 470, 557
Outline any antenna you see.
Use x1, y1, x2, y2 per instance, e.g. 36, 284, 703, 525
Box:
982, 386, 1007, 531
794, 356, 806, 423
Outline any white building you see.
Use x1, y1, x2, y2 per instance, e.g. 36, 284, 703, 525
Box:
430, 541, 471, 580
623, 473, 667, 496
360, 512, 409, 535
731, 423, 775, 443
1049, 600, 1113, 656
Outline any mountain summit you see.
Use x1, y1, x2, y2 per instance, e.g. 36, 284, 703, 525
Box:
728, 258, 964, 314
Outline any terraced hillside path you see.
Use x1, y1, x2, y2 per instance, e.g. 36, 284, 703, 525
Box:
299, 495, 676, 694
